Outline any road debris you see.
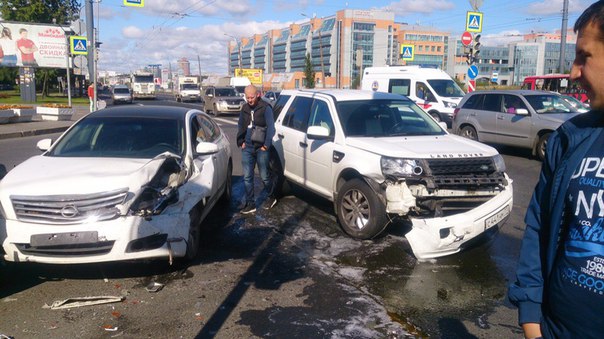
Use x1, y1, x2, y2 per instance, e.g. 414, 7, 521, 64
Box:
102, 325, 118, 331
145, 282, 164, 293
43, 296, 126, 310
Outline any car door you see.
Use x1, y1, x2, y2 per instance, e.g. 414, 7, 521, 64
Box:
474, 93, 500, 143
496, 94, 533, 148
278, 96, 312, 184
302, 98, 335, 196
189, 114, 220, 200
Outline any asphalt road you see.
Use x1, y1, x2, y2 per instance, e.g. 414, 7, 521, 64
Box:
0, 96, 543, 338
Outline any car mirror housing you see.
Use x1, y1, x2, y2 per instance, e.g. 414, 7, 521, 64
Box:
36, 138, 52, 152
515, 108, 529, 115
307, 125, 332, 140
195, 141, 219, 155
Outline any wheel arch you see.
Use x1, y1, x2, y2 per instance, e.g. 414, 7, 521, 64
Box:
532, 129, 554, 156
334, 168, 385, 205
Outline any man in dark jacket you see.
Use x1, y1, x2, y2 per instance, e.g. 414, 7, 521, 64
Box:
508, 2, 604, 338
236, 85, 276, 214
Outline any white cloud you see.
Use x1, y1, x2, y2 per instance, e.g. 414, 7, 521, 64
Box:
526, 0, 590, 16
384, 0, 455, 14
136, 0, 252, 17
481, 30, 524, 47
100, 20, 286, 74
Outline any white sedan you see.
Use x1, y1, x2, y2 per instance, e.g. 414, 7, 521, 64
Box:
0, 105, 232, 264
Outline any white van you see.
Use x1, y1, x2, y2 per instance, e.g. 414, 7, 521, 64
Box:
361, 66, 465, 126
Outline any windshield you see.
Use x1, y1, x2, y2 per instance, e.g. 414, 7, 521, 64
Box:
337, 99, 446, 137
113, 88, 129, 94
525, 94, 578, 114
427, 79, 465, 97
133, 75, 154, 83
216, 88, 238, 97
182, 84, 198, 90
48, 116, 185, 158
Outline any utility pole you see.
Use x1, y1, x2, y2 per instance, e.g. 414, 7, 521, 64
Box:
197, 54, 201, 77
85, 0, 97, 111
559, 0, 569, 74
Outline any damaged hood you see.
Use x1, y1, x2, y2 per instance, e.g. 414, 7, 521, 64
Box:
0, 154, 181, 196
345, 134, 498, 159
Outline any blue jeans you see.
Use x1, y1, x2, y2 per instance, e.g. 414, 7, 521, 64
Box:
241, 146, 273, 205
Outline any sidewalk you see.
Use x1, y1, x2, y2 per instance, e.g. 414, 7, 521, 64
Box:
0, 105, 89, 140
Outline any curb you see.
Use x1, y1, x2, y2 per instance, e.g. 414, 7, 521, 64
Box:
0, 126, 70, 140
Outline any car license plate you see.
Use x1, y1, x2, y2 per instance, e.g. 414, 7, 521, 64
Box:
485, 206, 510, 230
30, 231, 98, 247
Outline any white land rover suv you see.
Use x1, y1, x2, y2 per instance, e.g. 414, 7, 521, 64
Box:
269, 89, 513, 259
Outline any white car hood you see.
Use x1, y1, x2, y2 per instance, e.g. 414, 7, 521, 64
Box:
0, 155, 171, 196
345, 134, 498, 158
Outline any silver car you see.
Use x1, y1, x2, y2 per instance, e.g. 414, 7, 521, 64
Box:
203, 86, 245, 117
112, 85, 133, 104
452, 90, 581, 160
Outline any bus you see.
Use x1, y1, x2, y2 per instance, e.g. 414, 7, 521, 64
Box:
521, 74, 587, 103
131, 71, 156, 99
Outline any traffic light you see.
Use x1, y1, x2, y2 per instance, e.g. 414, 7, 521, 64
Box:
465, 34, 481, 65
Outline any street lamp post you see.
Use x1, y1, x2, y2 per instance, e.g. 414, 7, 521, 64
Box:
224, 34, 241, 76
302, 13, 325, 88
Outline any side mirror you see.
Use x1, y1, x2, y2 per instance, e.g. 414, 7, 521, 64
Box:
36, 138, 52, 151
207, 93, 214, 97
195, 141, 219, 155
516, 108, 529, 115
307, 125, 332, 140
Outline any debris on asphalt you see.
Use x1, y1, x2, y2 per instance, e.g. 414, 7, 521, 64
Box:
102, 325, 118, 331
43, 296, 126, 310
145, 281, 164, 293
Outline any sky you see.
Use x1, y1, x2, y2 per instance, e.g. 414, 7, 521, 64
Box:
86, 0, 591, 75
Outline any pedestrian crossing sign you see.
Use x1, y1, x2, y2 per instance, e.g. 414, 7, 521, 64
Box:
70, 36, 88, 55
466, 11, 483, 33
400, 44, 415, 61
124, 0, 144, 7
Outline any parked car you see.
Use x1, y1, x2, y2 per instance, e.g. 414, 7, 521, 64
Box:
561, 94, 590, 113
0, 106, 233, 264
261, 91, 281, 107
453, 90, 582, 160
112, 85, 133, 104
202, 86, 245, 116
269, 89, 513, 259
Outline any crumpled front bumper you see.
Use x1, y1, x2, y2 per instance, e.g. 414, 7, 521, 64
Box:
403, 180, 513, 259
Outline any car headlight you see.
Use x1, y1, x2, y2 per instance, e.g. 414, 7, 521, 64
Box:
381, 157, 424, 177
492, 154, 506, 172
443, 101, 457, 108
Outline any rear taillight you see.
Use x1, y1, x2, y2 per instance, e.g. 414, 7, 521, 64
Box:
453, 108, 460, 121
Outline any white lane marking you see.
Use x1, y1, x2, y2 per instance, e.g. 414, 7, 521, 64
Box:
213, 117, 238, 126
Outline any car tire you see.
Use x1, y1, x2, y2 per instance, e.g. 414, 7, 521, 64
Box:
185, 205, 202, 261
219, 161, 233, 204
430, 112, 441, 122
269, 151, 290, 197
336, 178, 389, 240
536, 132, 551, 161
460, 125, 478, 141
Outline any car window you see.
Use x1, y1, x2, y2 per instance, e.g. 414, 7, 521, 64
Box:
388, 79, 410, 96
337, 99, 444, 137
462, 94, 483, 109
273, 94, 291, 120
503, 95, 528, 114
205, 88, 213, 95
49, 117, 184, 158
418, 81, 436, 102
525, 94, 575, 114
427, 79, 465, 97
482, 94, 502, 112
215, 88, 237, 97
113, 88, 129, 94
198, 115, 220, 142
283, 96, 312, 132
308, 100, 334, 137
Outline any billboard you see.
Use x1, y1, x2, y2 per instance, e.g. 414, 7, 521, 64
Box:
0, 21, 69, 68
235, 68, 263, 85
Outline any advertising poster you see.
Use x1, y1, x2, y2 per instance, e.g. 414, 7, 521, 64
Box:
0, 21, 68, 68
235, 68, 263, 85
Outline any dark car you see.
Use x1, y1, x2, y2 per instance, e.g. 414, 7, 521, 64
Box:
261, 91, 281, 107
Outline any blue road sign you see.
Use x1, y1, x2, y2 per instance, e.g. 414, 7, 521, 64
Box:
400, 44, 415, 61
467, 65, 479, 80
466, 11, 483, 33
124, 0, 144, 7
70, 36, 88, 55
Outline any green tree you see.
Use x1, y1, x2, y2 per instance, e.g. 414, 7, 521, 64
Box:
1, 0, 80, 98
303, 53, 316, 89
0, 0, 80, 25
